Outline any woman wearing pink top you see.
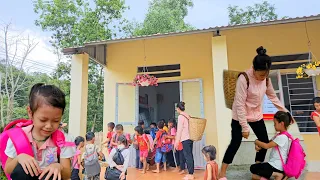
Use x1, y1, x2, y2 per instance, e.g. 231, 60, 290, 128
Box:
175, 102, 195, 180
218, 47, 288, 179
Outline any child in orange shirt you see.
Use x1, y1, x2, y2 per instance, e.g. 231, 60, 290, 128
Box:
134, 126, 150, 174
202, 145, 218, 180
311, 97, 320, 135
102, 122, 115, 154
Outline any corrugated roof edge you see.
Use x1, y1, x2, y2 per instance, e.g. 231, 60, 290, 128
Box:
64, 14, 320, 50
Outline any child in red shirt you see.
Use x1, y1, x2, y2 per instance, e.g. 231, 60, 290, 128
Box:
310, 97, 320, 135
202, 145, 218, 180
134, 126, 150, 174
153, 121, 167, 173
102, 122, 115, 154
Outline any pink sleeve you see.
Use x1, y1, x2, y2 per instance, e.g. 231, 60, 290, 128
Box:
171, 128, 177, 136
266, 79, 288, 112
176, 116, 184, 142
234, 75, 249, 132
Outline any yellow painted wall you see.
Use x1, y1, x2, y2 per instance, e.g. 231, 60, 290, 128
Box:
103, 19, 320, 163
103, 32, 219, 148
223, 20, 320, 162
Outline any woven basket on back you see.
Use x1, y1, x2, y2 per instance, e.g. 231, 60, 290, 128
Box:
223, 70, 248, 109
189, 117, 207, 141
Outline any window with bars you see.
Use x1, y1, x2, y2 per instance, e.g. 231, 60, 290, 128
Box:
281, 74, 318, 133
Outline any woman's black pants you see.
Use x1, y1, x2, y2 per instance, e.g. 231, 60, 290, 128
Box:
182, 139, 194, 175
222, 119, 269, 164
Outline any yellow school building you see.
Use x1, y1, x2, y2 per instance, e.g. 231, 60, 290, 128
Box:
63, 15, 320, 171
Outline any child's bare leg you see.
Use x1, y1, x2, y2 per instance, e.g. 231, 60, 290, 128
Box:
251, 174, 261, 180
272, 172, 284, 180
141, 158, 147, 174
152, 163, 160, 173
163, 162, 167, 171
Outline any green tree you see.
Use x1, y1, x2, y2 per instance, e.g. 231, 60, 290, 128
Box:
126, 0, 195, 36
228, 1, 288, 25
33, 0, 128, 132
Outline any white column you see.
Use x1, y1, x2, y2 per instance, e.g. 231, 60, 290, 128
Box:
68, 53, 89, 138
212, 36, 232, 164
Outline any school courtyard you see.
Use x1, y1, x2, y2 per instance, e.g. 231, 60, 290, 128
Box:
64, 14, 320, 179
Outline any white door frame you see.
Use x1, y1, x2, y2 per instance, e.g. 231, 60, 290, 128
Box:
115, 78, 206, 168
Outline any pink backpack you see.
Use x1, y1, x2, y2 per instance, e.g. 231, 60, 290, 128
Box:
276, 131, 306, 179
142, 134, 154, 150
0, 119, 75, 179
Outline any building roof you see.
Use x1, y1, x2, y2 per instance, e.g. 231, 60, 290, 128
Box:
84, 14, 320, 46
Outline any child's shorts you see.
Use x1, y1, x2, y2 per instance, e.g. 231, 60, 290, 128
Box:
140, 149, 149, 158
155, 148, 166, 163
250, 162, 283, 179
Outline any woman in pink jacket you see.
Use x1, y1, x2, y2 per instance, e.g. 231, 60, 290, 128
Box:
175, 102, 194, 180
218, 46, 288, 179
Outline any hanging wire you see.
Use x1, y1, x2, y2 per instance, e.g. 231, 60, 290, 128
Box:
142, 39, 149, 74
304, 21, 318, 62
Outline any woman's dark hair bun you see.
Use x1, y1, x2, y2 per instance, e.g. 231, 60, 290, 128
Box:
176, 101, 186, 111
256, 46, 267, 55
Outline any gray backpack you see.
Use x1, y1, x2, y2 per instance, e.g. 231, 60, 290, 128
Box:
84, 146, 101, 177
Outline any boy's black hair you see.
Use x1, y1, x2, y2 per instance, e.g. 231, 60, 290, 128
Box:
312, 97, 320, 104
168, 118, 176, 128
86, 132, 95, 141
115, 124, 124, 131
108, 122, 115, 129
252, 46, 272, 71
202, 145, 217, 161
134, 126, 144, 135
150, 122, 157, 127
157, 121, 164, 129
29, 83, 66, 114
74, 136, 85, 146
274, 111, 294, 129
144, 129, 150, 134
138, 120, 145, 126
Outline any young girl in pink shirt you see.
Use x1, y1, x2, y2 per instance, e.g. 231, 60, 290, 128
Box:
71, 136, 85, 180
310, 97, 320, 135
4, 83, 76, 180
218, 47, 288, 179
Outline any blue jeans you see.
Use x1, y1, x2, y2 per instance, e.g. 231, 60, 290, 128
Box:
155, 148, 167, 163
135, 148, 143, 169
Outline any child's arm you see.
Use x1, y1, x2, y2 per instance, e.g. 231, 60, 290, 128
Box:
255, 139, 277, 150
59, 158, 72, 179
102, 138, 111, 145
313, 115, 320, 127
110, 135, 118, 146
206, 164, 212, 180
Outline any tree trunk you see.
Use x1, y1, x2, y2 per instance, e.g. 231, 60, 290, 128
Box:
90, 67, 103, 132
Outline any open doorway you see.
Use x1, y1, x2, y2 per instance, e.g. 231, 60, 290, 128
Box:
139, 82, 180, 127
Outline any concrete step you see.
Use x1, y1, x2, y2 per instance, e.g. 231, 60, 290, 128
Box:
227, 165, 307, 180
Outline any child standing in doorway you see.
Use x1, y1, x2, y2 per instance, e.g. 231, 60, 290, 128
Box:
152, 121, 167, 173
310, 97, 320, 135
134, 126, 150, 174
202, 145, 218, 180
102, 122, 115, 154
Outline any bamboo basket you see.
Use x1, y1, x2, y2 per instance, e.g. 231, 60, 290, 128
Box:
223, 70, 247, 109
189, 117, 207, 141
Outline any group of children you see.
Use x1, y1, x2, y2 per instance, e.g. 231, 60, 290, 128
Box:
1, 80, 319, 180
